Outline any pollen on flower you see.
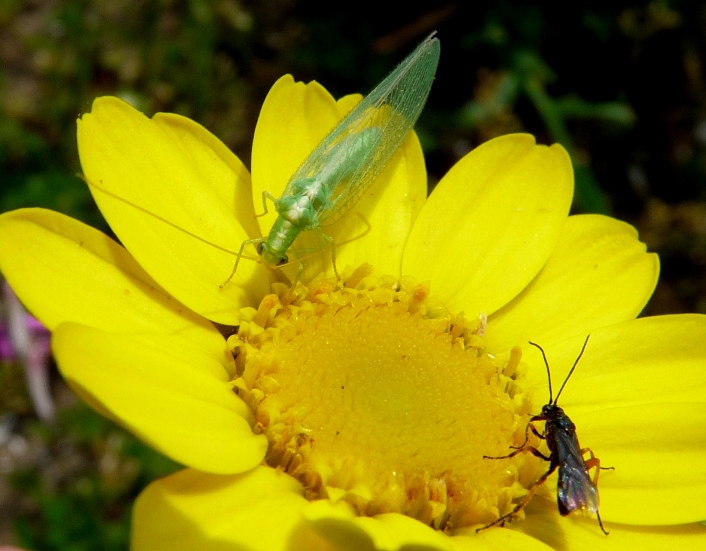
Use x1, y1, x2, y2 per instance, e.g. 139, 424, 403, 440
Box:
228, 265, 539, 531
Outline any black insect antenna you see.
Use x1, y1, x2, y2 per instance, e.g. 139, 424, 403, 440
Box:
528, 340, 553, 404
553, 335, 591, 405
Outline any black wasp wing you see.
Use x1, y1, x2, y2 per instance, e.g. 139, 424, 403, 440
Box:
557, 451, 599, 516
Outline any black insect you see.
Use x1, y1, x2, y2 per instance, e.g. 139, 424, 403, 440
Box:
478, 335, 613, 534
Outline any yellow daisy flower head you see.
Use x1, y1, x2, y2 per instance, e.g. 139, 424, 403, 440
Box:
1, 74, 706, 551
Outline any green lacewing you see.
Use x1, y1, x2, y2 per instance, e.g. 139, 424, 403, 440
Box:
226, 33, 440, 283
85, 35, 440, 288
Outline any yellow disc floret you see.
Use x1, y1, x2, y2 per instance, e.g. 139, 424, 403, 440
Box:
228, 265, 540, 531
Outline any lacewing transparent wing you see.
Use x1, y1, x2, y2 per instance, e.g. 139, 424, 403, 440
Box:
258, 34, 440, 267
285, 34, 440, 225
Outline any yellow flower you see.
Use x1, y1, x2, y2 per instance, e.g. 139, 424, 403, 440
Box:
1, 75, 705, 551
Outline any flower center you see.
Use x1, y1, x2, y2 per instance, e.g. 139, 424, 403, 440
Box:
228, 265, 539, 530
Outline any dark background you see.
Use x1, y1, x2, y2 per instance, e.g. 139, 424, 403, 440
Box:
1, 2, 704, 549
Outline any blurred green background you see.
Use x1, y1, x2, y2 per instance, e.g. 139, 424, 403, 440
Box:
1, 1, 705, 549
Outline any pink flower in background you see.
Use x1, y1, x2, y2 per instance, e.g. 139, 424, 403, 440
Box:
2, 281, 54, 422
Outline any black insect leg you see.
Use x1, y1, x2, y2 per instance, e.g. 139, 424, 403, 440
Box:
510, 418, 546, 450
484, 421, 547, 460
477, 460, 558, 533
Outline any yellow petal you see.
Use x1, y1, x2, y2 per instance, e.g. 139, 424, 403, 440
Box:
251, 76, 344, 239
573, 403, 706, 525
304, 501, 545, 551
485, 214, 659, 353
403, 134, 574, 318
457, 527, 554, 551
132, 467, 309, 551
297, 500, 380, 551
517, 498, 706, 550
521, 315, 706, 413
77, 96, 270, 325
361, 514, 454, 550
53, 322, 266, 473
303, 502, 453, 551
507, 318, 706, 526
0, 209, 220, 350
152, 112, 262, 240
